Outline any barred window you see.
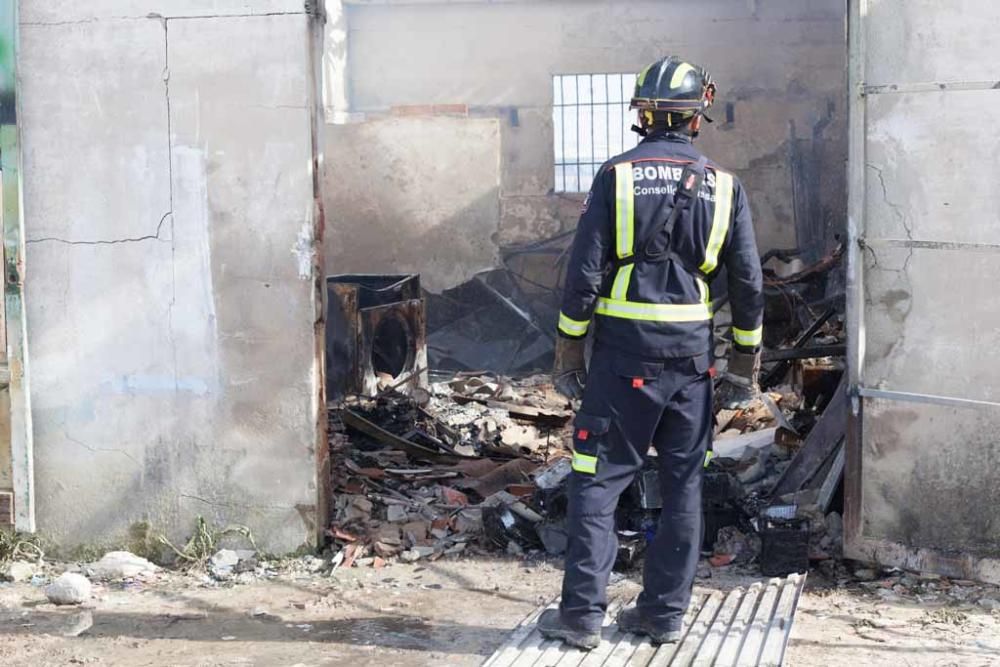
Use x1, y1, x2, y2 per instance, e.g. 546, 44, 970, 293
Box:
553, 73, 640, 193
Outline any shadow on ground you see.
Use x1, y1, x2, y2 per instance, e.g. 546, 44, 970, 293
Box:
0, 609, 505, 656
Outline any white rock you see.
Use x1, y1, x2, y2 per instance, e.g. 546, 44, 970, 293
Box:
45, 573, 92, 605
400, 549, 423, 563
209, 550, 240, 579
303, 556, 326, 573
210, 550, 240, 569
89, 551, 158, 579
5, 561, 37, 583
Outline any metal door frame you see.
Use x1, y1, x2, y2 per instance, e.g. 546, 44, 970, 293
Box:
0, 0, 34, 532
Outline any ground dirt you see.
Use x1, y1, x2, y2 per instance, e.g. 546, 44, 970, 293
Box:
0, 556, 997, 666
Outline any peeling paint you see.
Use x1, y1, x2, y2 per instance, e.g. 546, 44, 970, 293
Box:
292, 219, 315, 280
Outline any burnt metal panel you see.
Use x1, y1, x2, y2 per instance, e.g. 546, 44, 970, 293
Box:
325, 274, 427, 399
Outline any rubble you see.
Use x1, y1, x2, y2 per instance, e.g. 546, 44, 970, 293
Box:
45, 572, 92, 606
326, 248, 848, 578
208, 550, 241, 580
3, 560, 38, 583
88, 551, 158, 580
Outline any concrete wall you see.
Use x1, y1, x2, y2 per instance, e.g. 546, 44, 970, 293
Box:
325, 116, 501, 291
847, 0, 1000, 578
19, 1, 322, 553
324, 0, 847, 289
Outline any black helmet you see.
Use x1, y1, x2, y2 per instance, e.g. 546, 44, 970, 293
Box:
630, 56, 716, 124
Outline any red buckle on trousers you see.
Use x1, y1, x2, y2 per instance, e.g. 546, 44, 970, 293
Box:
577, 429, 589, 440
632, 377, 644, 388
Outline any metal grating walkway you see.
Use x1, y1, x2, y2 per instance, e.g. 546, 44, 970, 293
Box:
483, 573, 806, 667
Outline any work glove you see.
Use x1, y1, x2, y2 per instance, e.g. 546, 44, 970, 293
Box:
553, 336, 587, 401
716, 348, 761, 410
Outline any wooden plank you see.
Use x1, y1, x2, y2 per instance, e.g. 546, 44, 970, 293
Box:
758, 574, 806, 667
736, 578, 783, 665
662, 590, 724, 667
815, 445, 845, 512
645, 593, 708, 667
483, 602, 554, 667
771, 378, 847, 497
713, 583, 763, 667
691, 587, 744, 666
342, 408, 467, 463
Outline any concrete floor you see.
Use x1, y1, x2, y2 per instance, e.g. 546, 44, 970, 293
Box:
0, 557, 997, 666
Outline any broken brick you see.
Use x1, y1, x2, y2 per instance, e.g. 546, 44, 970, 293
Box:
709, 554, 735, 567
439, 487, 469, 507
328, 526, 359, 543
342, 543, 362, 569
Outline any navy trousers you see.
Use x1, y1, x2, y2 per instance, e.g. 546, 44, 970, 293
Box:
559, 345, 713, 632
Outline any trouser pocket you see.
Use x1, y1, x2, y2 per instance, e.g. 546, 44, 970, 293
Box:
571, 412, 611, 475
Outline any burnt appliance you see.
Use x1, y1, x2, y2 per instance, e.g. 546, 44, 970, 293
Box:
326, 274, 428, 400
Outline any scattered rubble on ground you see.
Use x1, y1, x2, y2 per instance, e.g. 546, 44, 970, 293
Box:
327, 260, 848, 580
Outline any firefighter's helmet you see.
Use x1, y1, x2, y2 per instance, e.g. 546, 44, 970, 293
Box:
630, 56, 716, 127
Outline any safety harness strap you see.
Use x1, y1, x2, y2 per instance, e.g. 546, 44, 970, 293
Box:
641, 155, 709, 262
598, 156, 732, 325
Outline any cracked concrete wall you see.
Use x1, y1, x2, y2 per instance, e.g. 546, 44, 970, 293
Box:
856, 0, 1000, 559
325, 0, 847, 291
19, 2, 322, 553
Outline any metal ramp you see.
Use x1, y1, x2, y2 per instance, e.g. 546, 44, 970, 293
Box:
483, 573, 806, 667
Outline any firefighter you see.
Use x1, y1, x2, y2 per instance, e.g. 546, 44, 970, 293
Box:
538, 56, 764, 649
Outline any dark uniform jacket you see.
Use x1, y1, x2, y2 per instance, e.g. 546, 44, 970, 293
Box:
557, 131, 763, 359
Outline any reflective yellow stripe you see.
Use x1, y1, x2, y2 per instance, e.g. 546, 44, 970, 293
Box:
670, 62, 696, 89
558, 312, 590, 337
614, 163, 634, 260
696, 277, 709, 306
572, 451, 597, 474
595, 297, 712, 323
636, 63, 654, 87
699, 170, 733, 275
733, 325, 763, 347
704, 450, 714, 468
610, 264, 634, 301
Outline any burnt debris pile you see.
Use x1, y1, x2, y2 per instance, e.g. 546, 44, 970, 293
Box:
326, 245, 847, 576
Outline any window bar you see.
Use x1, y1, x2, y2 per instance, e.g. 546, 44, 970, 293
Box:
561, 76, 567, 193
605, 74, 611, 171
580, 74, 597, 185
575, 72, 581, 191
620, 74, 628, 150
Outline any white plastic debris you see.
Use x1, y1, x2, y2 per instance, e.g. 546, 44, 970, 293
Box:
45, 572, 92, 606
